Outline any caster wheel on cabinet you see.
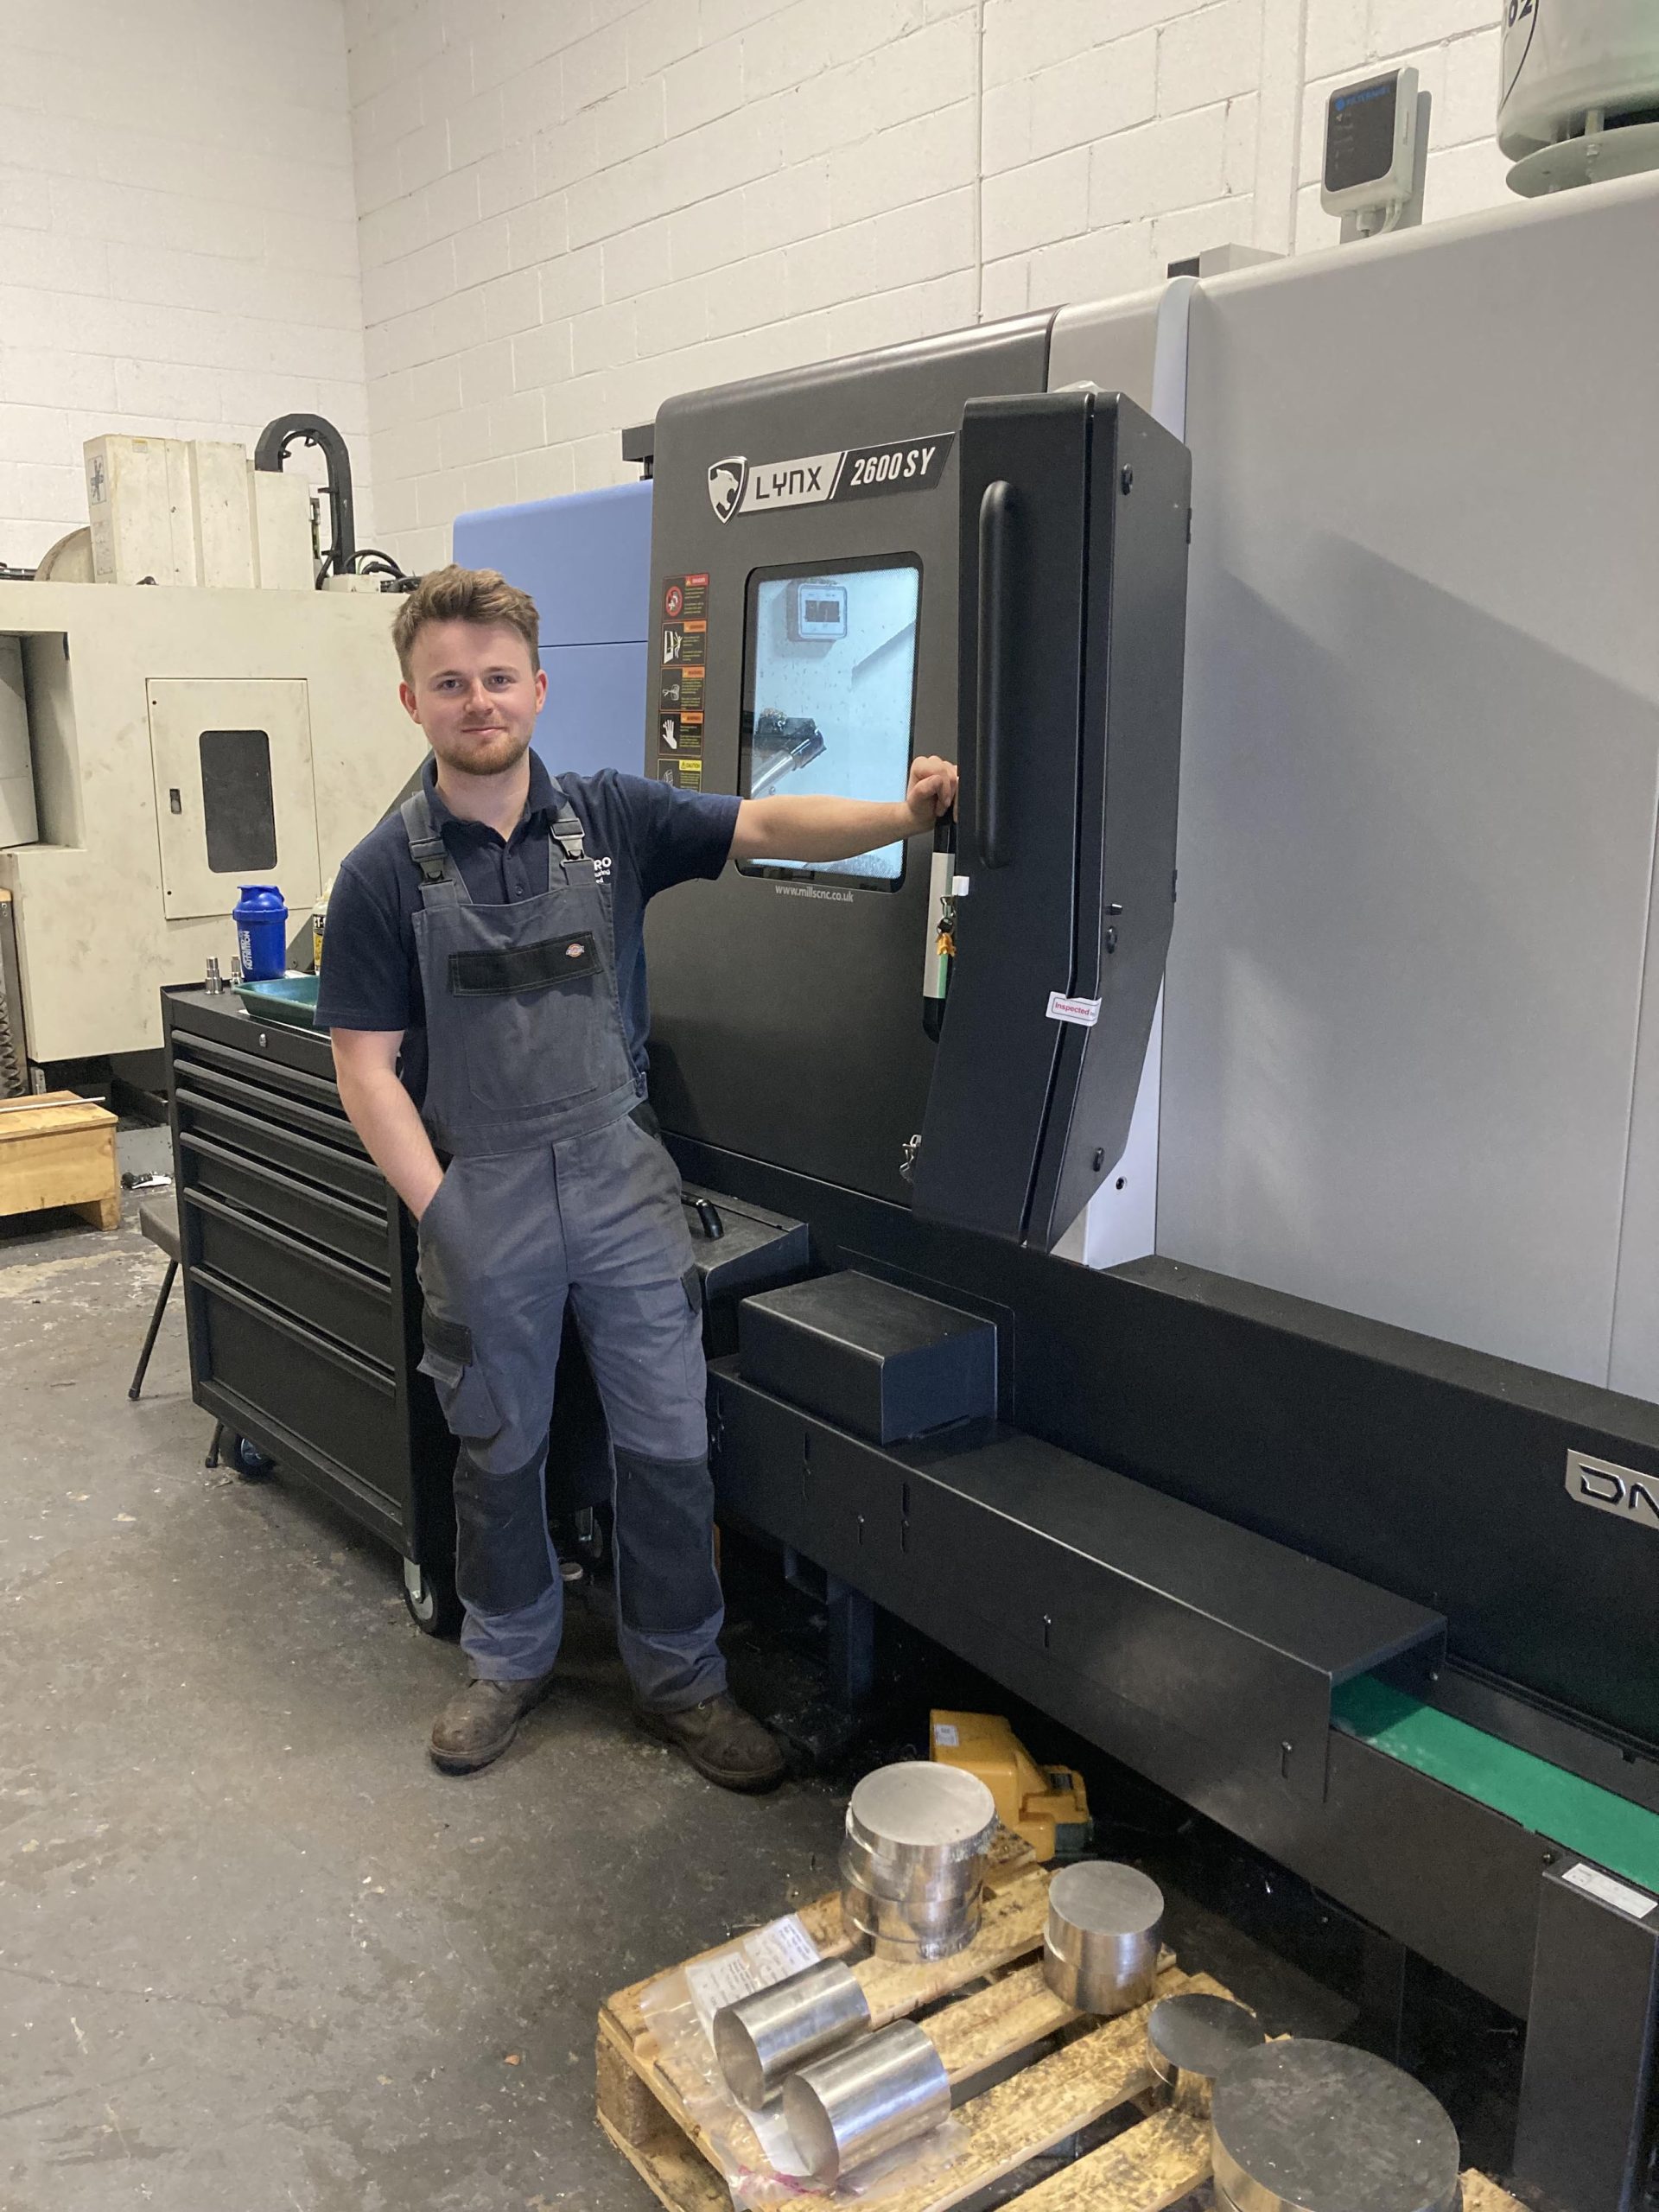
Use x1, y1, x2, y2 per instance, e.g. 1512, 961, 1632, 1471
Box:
230, 1435, 276, 1480
403, 1556, 461, 1638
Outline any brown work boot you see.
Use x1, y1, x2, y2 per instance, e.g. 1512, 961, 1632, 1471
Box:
429, 1670, 556, 1775
636, 1693, 787, 1792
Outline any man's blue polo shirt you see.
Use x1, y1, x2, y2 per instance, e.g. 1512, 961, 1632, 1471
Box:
314, 752, 737, 1109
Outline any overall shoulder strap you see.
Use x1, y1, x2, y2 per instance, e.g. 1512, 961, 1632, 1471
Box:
400, 791, 465, 898
543, 778, 588, 866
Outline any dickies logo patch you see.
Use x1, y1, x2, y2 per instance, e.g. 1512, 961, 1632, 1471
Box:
565, 941, 585, 958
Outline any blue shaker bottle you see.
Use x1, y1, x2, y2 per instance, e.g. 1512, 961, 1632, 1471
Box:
233, 885, 288, 982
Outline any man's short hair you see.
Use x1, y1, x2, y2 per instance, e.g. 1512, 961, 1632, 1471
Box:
391, 563, 542, 680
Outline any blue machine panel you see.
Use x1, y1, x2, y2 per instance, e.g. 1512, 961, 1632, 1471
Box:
541, 641, 649, 780
451, 480, 652, 780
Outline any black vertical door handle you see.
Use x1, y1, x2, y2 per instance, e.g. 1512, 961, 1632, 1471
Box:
976, 479, 1014, 869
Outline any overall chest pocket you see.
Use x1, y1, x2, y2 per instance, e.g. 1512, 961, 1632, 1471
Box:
448, 934, 596, 994
448, 929, 624, 1115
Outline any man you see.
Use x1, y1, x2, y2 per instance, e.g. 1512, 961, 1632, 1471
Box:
318, 565, 958, 1786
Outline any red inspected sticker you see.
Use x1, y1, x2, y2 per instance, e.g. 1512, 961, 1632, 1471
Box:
1046, 992, 1102, 1027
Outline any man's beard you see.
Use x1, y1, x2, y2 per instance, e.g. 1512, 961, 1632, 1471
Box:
437, 728, 532, 777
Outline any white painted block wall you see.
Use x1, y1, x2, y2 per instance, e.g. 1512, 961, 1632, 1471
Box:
0, 0, 372, 571
346, 0, 1515, 575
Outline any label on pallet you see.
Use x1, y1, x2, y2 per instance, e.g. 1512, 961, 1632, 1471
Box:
1561, 1861, 1656, 1921
683, 1914, 821, 2039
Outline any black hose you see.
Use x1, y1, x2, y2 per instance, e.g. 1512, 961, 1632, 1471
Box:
255, 413, 357, 582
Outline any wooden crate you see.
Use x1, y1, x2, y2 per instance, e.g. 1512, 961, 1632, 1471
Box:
598, 1852, 1529, 2212
0, 1090, 121, 1230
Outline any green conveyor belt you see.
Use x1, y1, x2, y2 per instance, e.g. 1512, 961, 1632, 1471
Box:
1333, 1675, 1659, 1894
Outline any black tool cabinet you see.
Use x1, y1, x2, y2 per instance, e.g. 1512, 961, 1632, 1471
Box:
163, 988, 461, 1632
162, 988, 805, 1637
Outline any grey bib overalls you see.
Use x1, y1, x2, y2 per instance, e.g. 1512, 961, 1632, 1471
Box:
403, 785, 725, 1706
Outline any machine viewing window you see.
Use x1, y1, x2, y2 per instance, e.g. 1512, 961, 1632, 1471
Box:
738, 555, 921, 890
199, 728, 277, 874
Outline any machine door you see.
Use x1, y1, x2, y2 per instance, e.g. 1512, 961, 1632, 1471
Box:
146, 679, 321, 921
911, 391, 1190, 1249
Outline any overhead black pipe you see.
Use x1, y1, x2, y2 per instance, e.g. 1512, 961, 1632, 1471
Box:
254, 413, 356, 582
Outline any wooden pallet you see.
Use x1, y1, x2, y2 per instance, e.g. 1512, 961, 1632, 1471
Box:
598, 1850, 1529, 2212
0, 1090, 120, 1230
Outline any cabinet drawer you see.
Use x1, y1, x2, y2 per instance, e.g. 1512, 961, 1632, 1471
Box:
185, 1190, 397, 1370
179, 1133, 390, 1275
175, 1087, 385, 1209
194, 1272, 407, 1516
174, 1061, 365, 1157
174, 1032, 348, 1117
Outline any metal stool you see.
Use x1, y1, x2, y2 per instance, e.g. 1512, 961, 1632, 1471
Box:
128, 1189, 180, 1401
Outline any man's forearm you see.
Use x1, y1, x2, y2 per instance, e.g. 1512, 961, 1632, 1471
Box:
334, 1059, 445, 1218
738, 793, 912, 863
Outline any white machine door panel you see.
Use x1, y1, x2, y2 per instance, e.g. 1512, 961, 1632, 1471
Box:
146, 679, 321, 921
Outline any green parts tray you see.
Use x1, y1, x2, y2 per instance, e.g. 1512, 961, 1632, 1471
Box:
1336, 1674, 1659, 1893
232, 976, 320, 1029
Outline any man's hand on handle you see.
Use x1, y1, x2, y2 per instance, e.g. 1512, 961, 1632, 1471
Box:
899, 754, 958, 836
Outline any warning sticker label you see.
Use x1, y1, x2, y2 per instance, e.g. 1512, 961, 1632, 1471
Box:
664, 573, 707, 624
658, 577, 711, 785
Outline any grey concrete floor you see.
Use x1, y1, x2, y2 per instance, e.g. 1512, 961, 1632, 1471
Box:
0, 1139, 845, 2212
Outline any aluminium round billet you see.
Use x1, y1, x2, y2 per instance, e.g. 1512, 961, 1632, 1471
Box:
710, 1959, 872, 2111
1041, 1861, 1165, 2015
845, 1762, 998, 1874
838, 1850, 984, 1929
873, 1926, 979, 1964
1210, 2040, 1461, 2212
781, 2018, 952, 2184
838, 1878, 875, 1952
840, 1872, 982, 1942
841, 1828, 988, 1906
841, 1877, 982, 1961
1146, 1993, 1264, 2116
